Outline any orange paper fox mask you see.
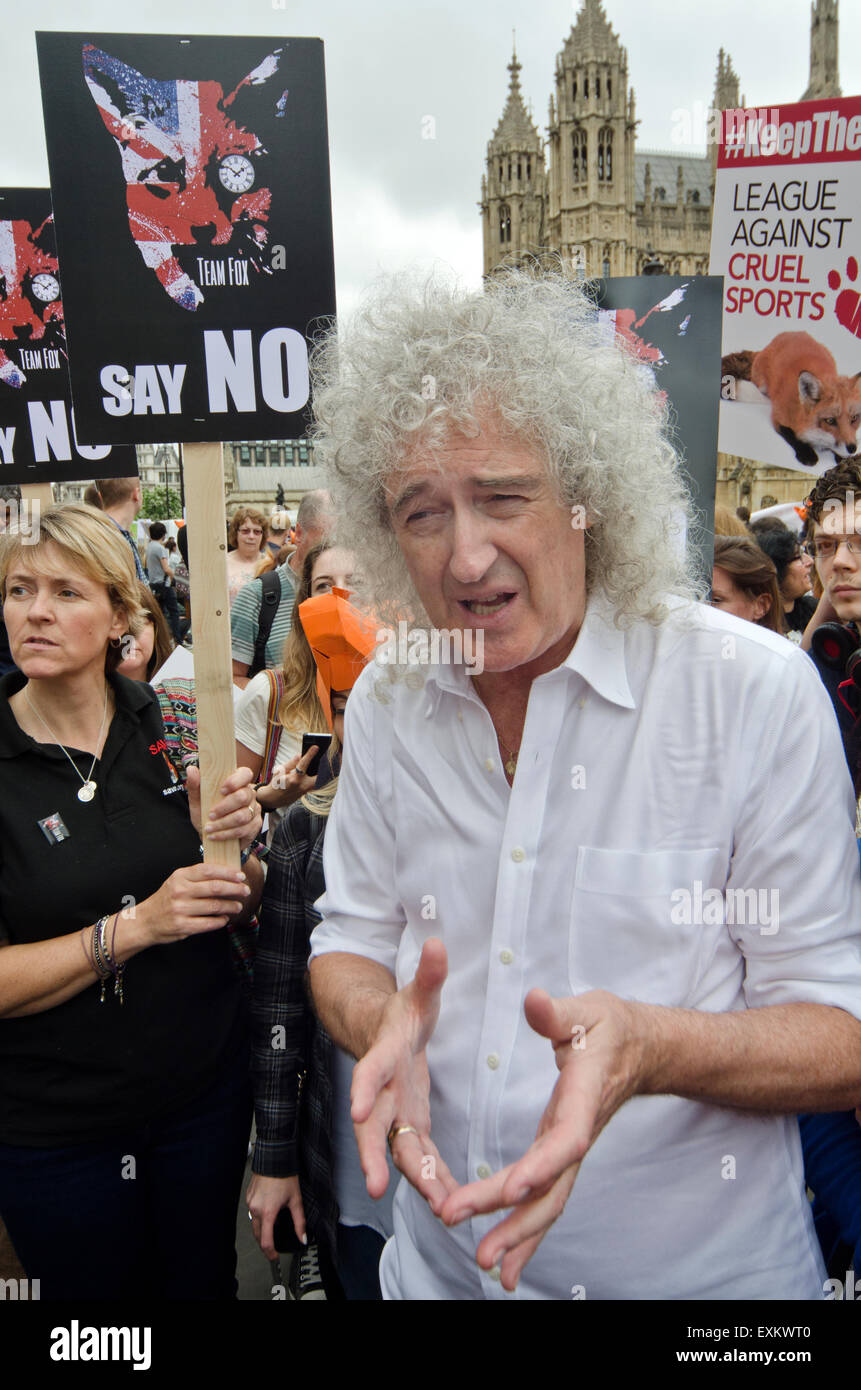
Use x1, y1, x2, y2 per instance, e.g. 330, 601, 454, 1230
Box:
298, 588, 378, 728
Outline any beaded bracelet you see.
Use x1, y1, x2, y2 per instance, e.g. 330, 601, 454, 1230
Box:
106, 912, 124, 1005
86, 913, 125, 1005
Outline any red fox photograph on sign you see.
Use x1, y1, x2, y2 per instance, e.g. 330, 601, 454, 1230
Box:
710, 95, 861, 477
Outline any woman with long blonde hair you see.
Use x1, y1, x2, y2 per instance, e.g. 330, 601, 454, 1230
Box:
234, 541, 355, 839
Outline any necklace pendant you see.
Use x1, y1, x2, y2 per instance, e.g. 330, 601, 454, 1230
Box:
504, 755, 517, 777
77, 781, 97, 803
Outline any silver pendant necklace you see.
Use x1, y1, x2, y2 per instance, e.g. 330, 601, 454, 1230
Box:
24, 681, 110, 803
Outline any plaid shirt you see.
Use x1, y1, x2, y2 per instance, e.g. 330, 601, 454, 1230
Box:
250, 801, 338, 1253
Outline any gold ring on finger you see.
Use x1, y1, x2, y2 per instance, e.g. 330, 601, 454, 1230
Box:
387, 1122, 419, 1152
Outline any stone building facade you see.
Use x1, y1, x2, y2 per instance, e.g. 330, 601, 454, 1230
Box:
480, 0, 846, 513
53, 438, 319, 519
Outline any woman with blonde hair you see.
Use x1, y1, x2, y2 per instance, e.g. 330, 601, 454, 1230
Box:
235, 540, 355, 840
0, 503, 263, 1300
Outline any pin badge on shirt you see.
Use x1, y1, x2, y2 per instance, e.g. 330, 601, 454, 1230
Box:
38, 812, 70, 844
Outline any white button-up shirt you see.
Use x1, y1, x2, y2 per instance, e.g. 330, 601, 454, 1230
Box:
310, 591, 861, 1300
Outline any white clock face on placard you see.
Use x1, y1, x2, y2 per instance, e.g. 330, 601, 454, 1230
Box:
218, 155, 255, 195
31, 273, 60, 303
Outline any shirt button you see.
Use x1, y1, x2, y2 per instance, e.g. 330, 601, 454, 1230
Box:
499, 949, 514, 965
511, 847, 525, 863
484, 757, 495, 772
578, 697, 587, 708
457, 711, 463, 721
488, 1265, 502, 1281
476, 1163, 492, 1180
486, 1053, 500, 1070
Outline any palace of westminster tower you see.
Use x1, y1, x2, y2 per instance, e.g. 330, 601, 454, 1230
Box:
480, 0, 844, 510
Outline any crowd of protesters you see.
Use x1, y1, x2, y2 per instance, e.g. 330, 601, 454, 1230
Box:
1, 269, 861, 1301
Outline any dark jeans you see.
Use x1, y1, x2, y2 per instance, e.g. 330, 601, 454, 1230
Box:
800, 1111, 861, 1275
0, 1050, 252, 1300
152, 581, 182, 644
336, 1222, 386, 1300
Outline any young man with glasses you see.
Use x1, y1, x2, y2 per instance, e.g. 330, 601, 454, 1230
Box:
799, 459, 861, 776
794, 458, 861, 1286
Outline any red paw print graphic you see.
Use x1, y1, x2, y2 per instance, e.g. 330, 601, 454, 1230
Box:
828, 256, 861, 337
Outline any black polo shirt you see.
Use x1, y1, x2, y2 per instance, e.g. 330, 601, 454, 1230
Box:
0, 671, 245, 1145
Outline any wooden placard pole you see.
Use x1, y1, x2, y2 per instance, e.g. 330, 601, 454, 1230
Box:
183, 442, 240, 870
19, 483, 54, 511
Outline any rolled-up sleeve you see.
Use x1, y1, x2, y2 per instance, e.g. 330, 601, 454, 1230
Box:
726, 647, 861, 1021
310, 667, 405, 973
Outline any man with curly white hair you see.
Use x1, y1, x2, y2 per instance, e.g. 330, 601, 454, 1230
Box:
308, 268, 861, 1301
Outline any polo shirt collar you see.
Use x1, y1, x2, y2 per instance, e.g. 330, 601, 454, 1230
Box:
424, 586, 635, 710
0, 670, 153, 758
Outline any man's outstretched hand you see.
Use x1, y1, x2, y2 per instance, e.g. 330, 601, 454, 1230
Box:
440, 987, 648, 1292
351, 937, 460, 1217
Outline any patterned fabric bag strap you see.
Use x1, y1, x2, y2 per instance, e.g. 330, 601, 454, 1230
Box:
260, 668, 286, 784
154, 678, 197, 781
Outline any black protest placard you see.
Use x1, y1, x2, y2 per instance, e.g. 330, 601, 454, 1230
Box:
0, 188, 138, 484
592, 274, 723, 575
35, 33, 336, 446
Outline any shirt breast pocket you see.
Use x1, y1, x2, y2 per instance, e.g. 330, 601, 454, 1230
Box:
569, 846, 722, 1007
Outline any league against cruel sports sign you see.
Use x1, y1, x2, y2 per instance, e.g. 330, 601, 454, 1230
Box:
35, 33, 336, 446
709, 95, 861, 478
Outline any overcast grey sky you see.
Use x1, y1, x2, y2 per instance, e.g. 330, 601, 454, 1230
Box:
3, 0, 860, 315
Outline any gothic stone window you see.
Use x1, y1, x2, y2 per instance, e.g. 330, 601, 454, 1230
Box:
572, 76, 577, 100
517, 159, 522, 180
584, 76, 589, 97
598, 127, 613, 181
526, 157, 532, 181
239, 445, 250, 464
572, 129, 587, 185
499, 204, 511, 243
607, 77, 612, 99
602, 251, 611, 278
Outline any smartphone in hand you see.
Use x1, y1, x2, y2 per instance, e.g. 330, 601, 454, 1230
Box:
301, 732, 332, 778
